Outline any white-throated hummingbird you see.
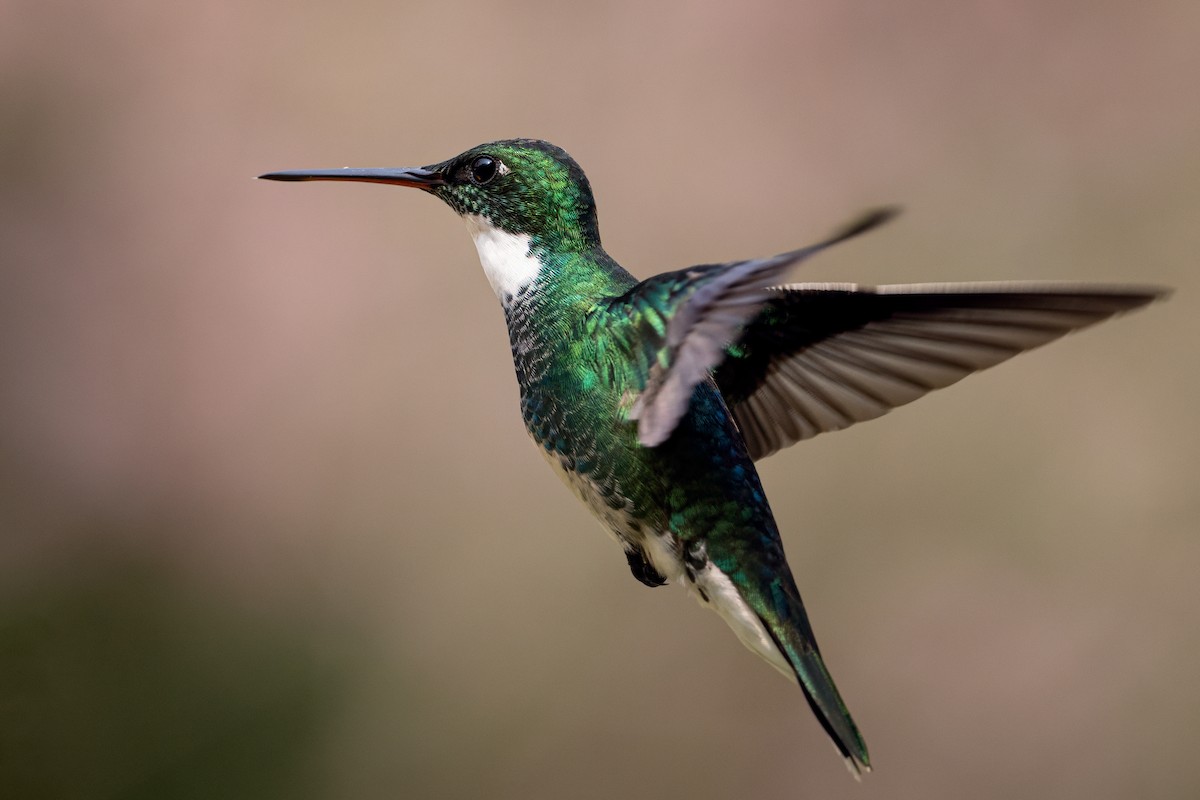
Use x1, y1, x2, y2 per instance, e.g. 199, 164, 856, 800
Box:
261, 139, 1166, 775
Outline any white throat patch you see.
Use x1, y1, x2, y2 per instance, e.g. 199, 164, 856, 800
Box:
464, 214, 541, 304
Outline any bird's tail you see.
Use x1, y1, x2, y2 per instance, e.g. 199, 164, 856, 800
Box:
698, 526, 868, 775
744, 573, 871, 777
770, 618, 870, 777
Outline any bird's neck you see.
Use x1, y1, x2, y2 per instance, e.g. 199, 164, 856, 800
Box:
464, 214, 635, 312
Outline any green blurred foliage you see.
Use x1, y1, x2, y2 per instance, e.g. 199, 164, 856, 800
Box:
0, 552, 338, 800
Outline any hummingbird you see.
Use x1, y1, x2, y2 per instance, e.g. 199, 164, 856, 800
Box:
260, 139, 1166, 776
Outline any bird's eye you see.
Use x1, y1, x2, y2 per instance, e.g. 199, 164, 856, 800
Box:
469, 156, 498, 185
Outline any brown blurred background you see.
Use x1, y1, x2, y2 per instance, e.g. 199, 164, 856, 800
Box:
1, 2, 1197, 798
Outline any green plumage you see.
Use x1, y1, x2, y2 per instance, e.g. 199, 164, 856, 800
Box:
259, 139, 1167, 778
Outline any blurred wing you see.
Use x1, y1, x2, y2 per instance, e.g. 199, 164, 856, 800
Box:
595, 209, 897, 448
713, 283, 1168, 460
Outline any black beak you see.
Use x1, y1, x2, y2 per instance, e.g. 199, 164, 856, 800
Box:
257, 166, 444, 190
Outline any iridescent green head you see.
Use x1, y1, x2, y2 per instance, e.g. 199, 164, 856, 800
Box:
260, 139, 601, 253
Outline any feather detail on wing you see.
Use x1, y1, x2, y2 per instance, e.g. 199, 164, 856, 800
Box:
592, 209, 899, 447
713, 283, 1169, 460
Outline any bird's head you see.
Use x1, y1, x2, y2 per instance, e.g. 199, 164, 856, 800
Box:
260, 139, 601, 253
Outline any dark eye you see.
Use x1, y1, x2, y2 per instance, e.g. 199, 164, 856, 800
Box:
469, 155, 498, 185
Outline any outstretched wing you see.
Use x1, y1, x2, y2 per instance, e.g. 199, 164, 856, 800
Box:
591, 209, 898, 448
714, 283, 1168, 460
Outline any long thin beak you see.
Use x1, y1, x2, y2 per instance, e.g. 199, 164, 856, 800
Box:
257, 166, 444, 189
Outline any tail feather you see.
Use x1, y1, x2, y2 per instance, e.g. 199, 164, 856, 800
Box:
760, 619, 871, 777
700, 547, 870, 775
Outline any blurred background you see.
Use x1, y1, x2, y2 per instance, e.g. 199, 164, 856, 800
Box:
1, 1, 1197, 798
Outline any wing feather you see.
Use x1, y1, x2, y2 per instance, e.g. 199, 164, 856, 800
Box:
714, 283, 1168, 460
592, 210, 898, 447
